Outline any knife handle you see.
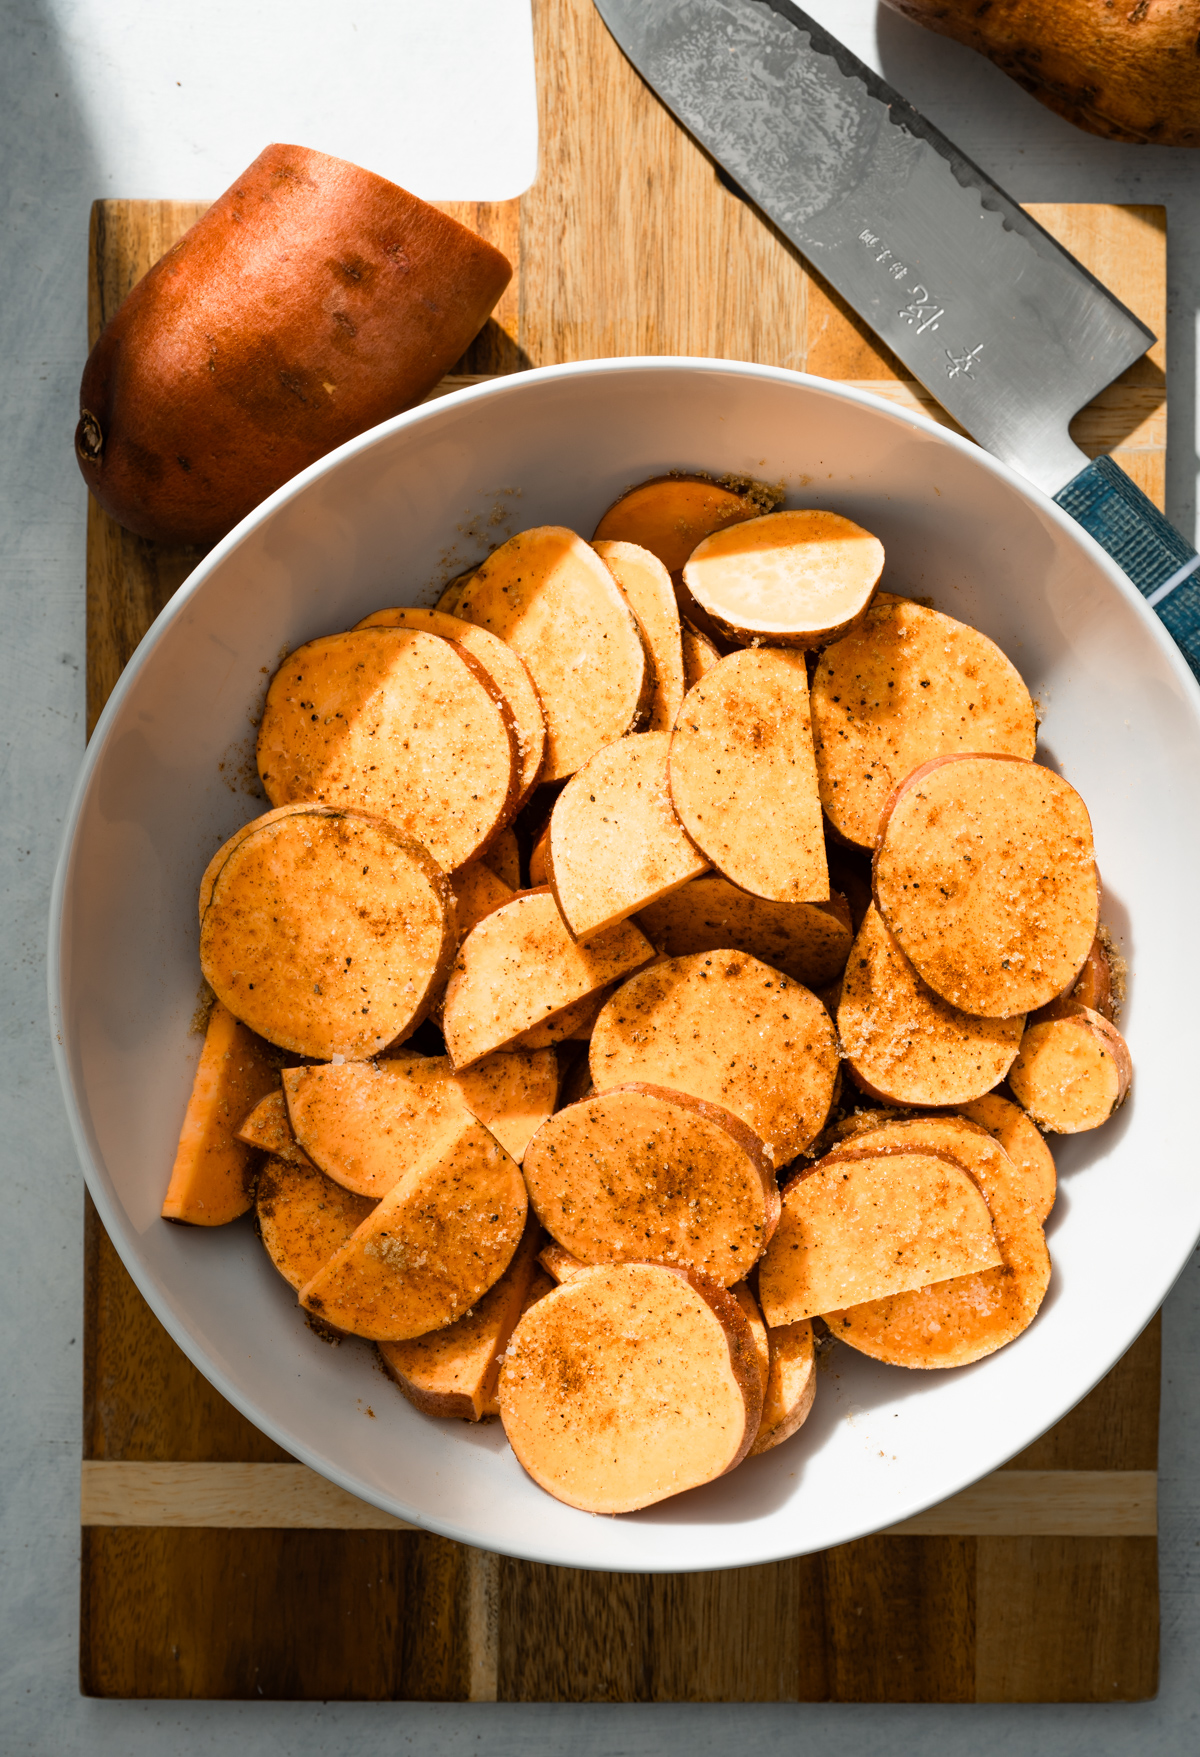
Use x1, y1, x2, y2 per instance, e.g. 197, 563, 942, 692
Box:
1055, 455, 1200, 682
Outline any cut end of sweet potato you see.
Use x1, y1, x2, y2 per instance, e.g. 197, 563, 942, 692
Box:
682, 510, 884, 648
162, 1003, 280, 1225
1008, 1005, 1131, 1133
748, 1319, 816, 1457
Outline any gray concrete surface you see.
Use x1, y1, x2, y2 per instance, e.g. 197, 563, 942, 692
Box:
1, 1, 1197, 1750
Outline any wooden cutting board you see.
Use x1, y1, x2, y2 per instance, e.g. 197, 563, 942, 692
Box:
80, 0, 1164, 1703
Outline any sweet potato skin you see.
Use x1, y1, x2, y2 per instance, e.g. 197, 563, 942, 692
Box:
76, 144, 513, 545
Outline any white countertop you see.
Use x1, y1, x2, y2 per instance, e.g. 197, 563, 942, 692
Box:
2, 1, 1197, 1749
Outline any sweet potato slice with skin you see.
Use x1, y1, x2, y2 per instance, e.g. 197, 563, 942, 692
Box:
1008, 1004, 1132, 1134
522, 1082, 778, 1287
299, 1111, 528, 1341
838, 905, 1024, 1107
683, 509, 884, 649
200, 806, 455, 1061
1046, 932, 1114, 1021
635, 873, 853, 989
749, 1319, 817, 1458
498, 1261, 763, 1513
758, 1147, 1002, 1325
441, 888, 655, 1069
377, 1217, 542, 1421
198, 801, 317, 922
527, 824, 549, 888
537, 1241, 591, 1284
681, 619, 723, 690
873, 754, 1099, 1017
354, 607, 546, 810
450, 860, 514, 941
590, 950, 839, 1166
811, 595, 1037, 848
283, 1057, 470, 1198
958, 1092, 1056, 1223
256, 627, 519, 875
450, 527, 653, 782
822, 1115, 1051, 1369
162, 1003, 280, 1224
593, 541, 686, 733
548, 732, 710, 942
507, 984, 615, 1049
670, 648, 829, 904
236, 1089, 314, 1170
411, 1048, 560, 1163
255, 1154, 376, 1291
592, 474, 779, 576
482, 826, 521, 891
731, 1282, 770, 1400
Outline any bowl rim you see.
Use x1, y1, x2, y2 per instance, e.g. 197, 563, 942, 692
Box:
49, 355, 1200, 1569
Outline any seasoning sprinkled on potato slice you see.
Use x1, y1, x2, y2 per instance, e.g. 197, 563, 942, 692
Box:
682, 509, 884, 648
450, 859, 514, 942
592, 473, 778, 575
590, 950, 839, 1165
507, 984, 616, 1049
200, 806, 456, 1062
593, 541, 686, 733
162, 1003, 280, 1225
669, 648, 828, 903
873, 755, 1099, 1017
236, 1088, 313, 1170
636, 873, 853, 989
548, 732, 709, 942
749, 1319, 816, 1457
811, 595, 1037, 848
730, 1281, 770, 1399
957, 1092, 1056, 1222
482, 826, 522, 891
255, 1155, 376, 1291
522, 1083, 778, 1286
681, 618, 723, 690
1008, 1003, 1131, 1133
499, 1261, 763, 1513
284, 1056, 470, 1197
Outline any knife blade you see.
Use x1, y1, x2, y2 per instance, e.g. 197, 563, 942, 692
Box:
593, 0, 1200, 677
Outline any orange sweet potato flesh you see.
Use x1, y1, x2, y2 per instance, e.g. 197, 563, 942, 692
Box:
236, 1088, 313, 1169
592, 474, 781, 576
76, 144, 512, 545
957, 1092, 1056, 1223
255, 1154, 376, 1290
682, 510, 884, 648
1008, 1003, 1132, 1133
498, 1261, 763, 1512
162, 1003, 280, 1225
635, 874, 853, 989
749, 1319, 816, 1457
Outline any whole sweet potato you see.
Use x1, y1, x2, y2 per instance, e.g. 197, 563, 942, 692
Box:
883, 0, 1200, 145
76, 145, 512, 545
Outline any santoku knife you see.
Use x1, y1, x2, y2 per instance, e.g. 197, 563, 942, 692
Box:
593, 0, 1200, 679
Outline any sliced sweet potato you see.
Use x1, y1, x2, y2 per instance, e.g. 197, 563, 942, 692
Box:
200, 806, 456, 1061
498, 1261, 763, 1513
527, 824, 550, 887
257, 627, 520, 875
197, 800, 315, 922
749, 1319, 817, 1457
431, 1047, 559, 1162
592, 473, 779, 576
1056, 932, 1114, 1020
635, 873, 853, 988
547, 732, 709, 941
837, 905, 1024, 1107
811, 595, 1037, 848
522, 1082, 779, 1286
681, 618, 723, 690
593, 540, 686, 732
283, 1056, 470, 1197
669, 648, 828, 904
757, 1147, 1002, 1325
450, 527, 652, 781
590, 950, 839, 1165
377, 1216, 542, 1420
682, 509, 884, 648
730, 1282, 770, 1399
873, 755, 1099, 1017
450, 859, 514, 940
482, 826, 522, 891
299, 1111, 528, 1340
255, 1154, 376, 1291
507, 984, 615, 1049
441, 888, 655, 1068
434, 567, 477, 615
822, 1115, 1051, 1369
538, 1241, 591, 1284
1008, 1004, 1132, 1133
162, 1003, 280, 1224
958, 1092, 1056, 1223
354, 606, 546, 809
236, 1088, 312, 1169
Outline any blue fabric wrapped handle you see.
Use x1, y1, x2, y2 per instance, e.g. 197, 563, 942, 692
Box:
1055, 454, 1200, 682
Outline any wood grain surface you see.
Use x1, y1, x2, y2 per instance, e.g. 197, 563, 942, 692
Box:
79, 0, 1162, 1702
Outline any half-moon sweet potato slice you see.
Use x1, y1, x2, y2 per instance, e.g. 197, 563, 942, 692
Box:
957, 1092, 1056, 1222
592, 541, 686, 733
256, 627, 519, 874
822, 1115, 1051, 1368
635, 873, 853, 989
255, 1154, 376, 1291
682, 510, 884, 648
162, 1003, 280, 1225
669, 648, 828, 904
507, 984, 616, 1049
283, 1056, 470, 1197
450, 859, 514, 941
730, 1281, 770, 1399
590, 950, 839, 1165
547, 732, 709, 942
592, 473, 779, 576
757, 1147, 1002, 1325
200, 806, 456, 1061
423, 1047, 560, 1162
377, 1217, 542, 1420
441, 888, 655, 1068
748, 1319, 817, 1457
1008, 1004, 1132, 1133
236, 1088, 313, 1169
837, 905, 1024, 1106
450, 527, 652, 781
521, 1082, 779, 1286
811, 595, 1037, 848
873, 755, 1099, 1017
482, 826, 522, 891
498, 1261, 763, 1513
681, 618, 723, 689
353, 605, 546, 809
299, 1111, 528, 1341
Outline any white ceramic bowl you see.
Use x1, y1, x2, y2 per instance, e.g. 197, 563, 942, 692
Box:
51, 358, 1200, 1572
